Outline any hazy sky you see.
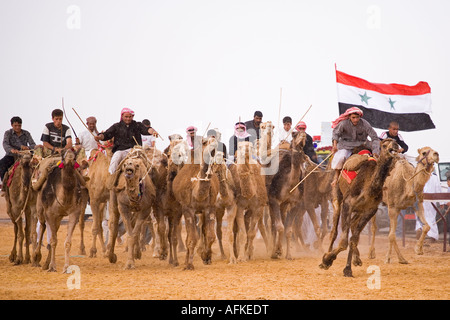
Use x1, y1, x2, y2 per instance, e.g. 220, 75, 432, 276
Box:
1, 0, 449, 159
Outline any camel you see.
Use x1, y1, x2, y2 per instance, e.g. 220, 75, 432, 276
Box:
3, 151, 39, 265
265, 130, 308, 259
106, 147, 156, 269
172, 137, 220, 270
319, 138, 399, 277
33, 149, 87, 272
293, 158, 333, 251
143, 146, 169, 260
84, 145, 113, 258
368, 146, 440, 264
162, 136, 188, 266
211, 151, 235, 260
226, 141, 269, 263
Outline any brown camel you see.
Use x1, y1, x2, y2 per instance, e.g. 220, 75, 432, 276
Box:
84, 145, 113, 258
293, 158, 333, 251
172, 137, 220, 270
143, 146, 169, 260
368, 146, 440, 264
105, 147, 156, 269
265, 130, 308, 259
3, 151, 39, 265
162, 137, 188, 266
33, 149, 87, 272
319, 138, 399, 277
227, 141, 269, 263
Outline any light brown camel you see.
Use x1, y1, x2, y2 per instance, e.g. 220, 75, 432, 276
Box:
33, 149, 87, 272
3, 151, 39, 265
368, 146, 440, 264
211, 151, 235, 260
172, 138, 220, 270
265, 130, 308, 259
84, 145, 113, 258
105, 147, 156, 269
227, 141, 269, 263
319, 138, 399, 277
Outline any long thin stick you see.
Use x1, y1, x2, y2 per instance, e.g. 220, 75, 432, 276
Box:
72, 107, 97, 138
62, 98, 77, 138
275, 104, 312, 148
289, 152, 333, 194
277, 87, 282, 131
202, 122, 212, 138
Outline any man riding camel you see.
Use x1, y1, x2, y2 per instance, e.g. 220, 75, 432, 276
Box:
94, 107, 159, 188
330, 107, 380, 185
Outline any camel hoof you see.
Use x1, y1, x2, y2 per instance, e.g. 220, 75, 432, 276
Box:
399, 259, 409, 265
47, 267, 57, 272
9, 254, 16, 263
183, 264, 195, 271
159, 253, 167, 261
319, 263, 330, 270
414, 245, 424, 255
352, 258, 362, 267
343, 267, 353, 277
79, 248, 86, 256
368, 248, 376, 259
108, 253, 117, 264
89, 248, 97, 258
124, 262, 135, 270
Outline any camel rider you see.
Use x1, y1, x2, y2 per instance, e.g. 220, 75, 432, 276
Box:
94, 107, 159, 188
75, 116, 99, 156
186, 126, 203, 150
32, 109, 86, 191
0, 116, 36, 194
228, 122, 255, 163
295, 121, 318, 164
330, 107, 380, 185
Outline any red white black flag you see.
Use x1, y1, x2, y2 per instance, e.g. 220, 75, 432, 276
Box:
335, 69, 435, 132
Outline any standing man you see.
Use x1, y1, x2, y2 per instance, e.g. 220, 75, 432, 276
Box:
330, 107, 380, 185
0, 116, 36, 187
245, 110, 263, 140
94, 108, 158, 186
379, 121, 408, 154
41, 108, 73, 155
75, 116, 99, 156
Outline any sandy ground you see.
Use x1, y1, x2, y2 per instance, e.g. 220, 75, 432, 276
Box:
0, 197, 449, 301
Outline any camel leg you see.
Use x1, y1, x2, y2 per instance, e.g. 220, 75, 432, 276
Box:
328, 193, 342, 252
89, 201, 104, 258
9, 221, 19, 264
24, 208, 33, 264
106, 191, 119, 264
45, 215, 63, 272
176, 217, 186, 252
201, 207, 216, 265
245, 208, 262, 261
268, 198, 284, 259
235, 207, 247, 262
155, 208, 168, 260
385, 207, 408, 264
414, 202, 429, 255
319, 199, 329, 240
63, 210, 80, 273
368, 215, 377, 259
226, 205, 238, 264
168, 211, 181, 266
257, 213, 270, 255
320, 200, 350, 270
284, 205, 300, 260
215, 207, 226, 260
78, 190, 88, 256
183, 207, 197, 270
305, 204, 323, 251
32, 216, 45, 267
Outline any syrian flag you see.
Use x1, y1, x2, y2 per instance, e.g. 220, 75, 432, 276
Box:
336, 69, 435, 131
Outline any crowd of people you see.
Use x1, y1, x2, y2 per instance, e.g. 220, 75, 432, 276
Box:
0, 106, 448, 243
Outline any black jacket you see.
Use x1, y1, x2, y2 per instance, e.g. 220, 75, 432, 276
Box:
102, 120, 151, 153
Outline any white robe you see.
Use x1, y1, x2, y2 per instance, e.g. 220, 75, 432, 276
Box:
416, 173, 441, 240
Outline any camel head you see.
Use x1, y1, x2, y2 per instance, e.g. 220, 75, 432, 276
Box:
416, 147, 439, 170
236, 141, 257, 165
291, 130, 306, 152
169, 140, 189, 166
211, 151, 227, 177
123, 157, 144, 180
260, 121, 274, 136
61, 149, 76, 167
379, 138, 399, 160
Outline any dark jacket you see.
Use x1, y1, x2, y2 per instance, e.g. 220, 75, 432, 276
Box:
379, 131, 408, 153
304, 133, 318, 163
101, 120, 151, 153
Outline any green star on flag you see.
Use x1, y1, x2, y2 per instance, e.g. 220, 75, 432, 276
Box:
388, 97, 396, 110
359, 91, 372, 105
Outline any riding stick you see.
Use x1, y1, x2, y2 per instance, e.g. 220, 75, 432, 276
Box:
289, 152, 333, 194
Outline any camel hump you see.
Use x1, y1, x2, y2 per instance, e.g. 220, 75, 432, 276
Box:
342, 154, 371, 172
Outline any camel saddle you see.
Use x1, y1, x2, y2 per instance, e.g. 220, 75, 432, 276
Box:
341, 150, 376, 184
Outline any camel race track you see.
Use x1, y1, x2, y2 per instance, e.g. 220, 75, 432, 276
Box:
0, 197, 449, 302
